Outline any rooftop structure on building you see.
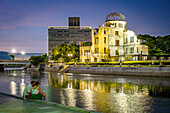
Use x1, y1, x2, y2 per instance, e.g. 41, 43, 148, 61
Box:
69, 17, 80, 26
47, 17, 92, 57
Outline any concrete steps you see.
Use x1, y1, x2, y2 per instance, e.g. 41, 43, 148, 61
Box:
59, 65, 70, 73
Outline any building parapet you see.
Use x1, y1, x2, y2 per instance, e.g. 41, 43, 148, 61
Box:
48, 26, 91, 29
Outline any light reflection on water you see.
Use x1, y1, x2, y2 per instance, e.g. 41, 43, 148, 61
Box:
10, 81, 17, 95
0, 70, 170, 112
20, 79, 25, 96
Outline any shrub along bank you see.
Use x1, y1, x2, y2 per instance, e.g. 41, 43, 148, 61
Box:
65, 60, 170, 66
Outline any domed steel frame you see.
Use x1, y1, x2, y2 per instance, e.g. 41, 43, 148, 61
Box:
105, 13, 126, 22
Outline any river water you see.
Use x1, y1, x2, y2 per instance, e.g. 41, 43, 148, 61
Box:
0, 69, 170, 113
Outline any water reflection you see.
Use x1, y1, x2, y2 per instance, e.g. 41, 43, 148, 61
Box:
20, 79, 25, 96
149, 85, 170, 98
10, 81, 17, 95
49, 73, 152, 96
81, 90, 94, 110
59, 90, 66, 105
65, 89, 76, 106
47, 72, 170, 112
1, 70, 170, 113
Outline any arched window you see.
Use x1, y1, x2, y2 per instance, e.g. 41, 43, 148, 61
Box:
115, 31, 118, 35
104, 48, 106, 54
96, 37, 98, 44
104, 37, 106, 43
95, 48, 99, 53
130, 36, 134, 43
104, 30, 106, 34
126, 37, 128, 43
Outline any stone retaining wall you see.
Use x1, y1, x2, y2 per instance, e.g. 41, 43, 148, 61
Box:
27, 65, 60, 72
69, 66, 170, 77
26, 64, 170, 77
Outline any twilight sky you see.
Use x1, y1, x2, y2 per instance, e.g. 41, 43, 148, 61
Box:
0, 0, 170, 53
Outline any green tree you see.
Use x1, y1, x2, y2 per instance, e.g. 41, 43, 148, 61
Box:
51, 43, 79, 62
29, 54, 48, 66
137, 34, 170, 55
84, 42, 92, 46
157, 35, 170, 54
9, 54, 15, 60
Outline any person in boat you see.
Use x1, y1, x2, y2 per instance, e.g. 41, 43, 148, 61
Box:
23, 81, 35, 100
31, 81, 46, 101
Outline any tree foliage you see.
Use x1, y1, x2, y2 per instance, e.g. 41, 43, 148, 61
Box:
9, 54, 15, 60
137, 34, 170, 55
84, 42, 92, 46
51, 43, 79, 62
29, 54, 48, 66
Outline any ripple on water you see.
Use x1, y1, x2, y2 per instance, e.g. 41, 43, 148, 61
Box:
0, 70, 170, 113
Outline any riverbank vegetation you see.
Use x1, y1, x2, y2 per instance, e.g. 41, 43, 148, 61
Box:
50, 43, 79, 62
65, 60, 170, 67
137, 34, 170, 55
29, 54, 48, 66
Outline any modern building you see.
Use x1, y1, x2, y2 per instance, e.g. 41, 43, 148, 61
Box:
80, 12, 148, 62
47, 17, 92, 57
0, 51, 13, 60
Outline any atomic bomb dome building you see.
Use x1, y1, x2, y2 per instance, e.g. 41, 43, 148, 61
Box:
80, 12, 148, 62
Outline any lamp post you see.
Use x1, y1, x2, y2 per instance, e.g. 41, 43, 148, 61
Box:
11, 49, 16, 53
21, 51, 25, 60
68, 53, 73, 62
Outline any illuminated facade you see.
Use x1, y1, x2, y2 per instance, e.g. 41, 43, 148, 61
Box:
80, 13, 148, 62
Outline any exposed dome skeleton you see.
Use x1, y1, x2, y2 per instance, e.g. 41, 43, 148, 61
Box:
105, 13, 126, 22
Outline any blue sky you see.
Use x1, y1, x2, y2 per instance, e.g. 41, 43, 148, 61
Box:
0, 0, 170, 53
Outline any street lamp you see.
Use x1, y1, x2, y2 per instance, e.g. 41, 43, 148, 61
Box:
21, 51, 25, 60
68, 54, 73, 57
85, 52, 90, 62
11, 49, 16, 53
85, 51, 90, 63
68, 54, 73, 62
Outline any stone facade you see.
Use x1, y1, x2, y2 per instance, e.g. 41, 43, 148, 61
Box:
80, 12, 148, 62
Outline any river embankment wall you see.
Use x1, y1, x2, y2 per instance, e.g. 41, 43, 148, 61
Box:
68, 66, 170, 77
27, 65, 60, 72
27, 64, 170, 77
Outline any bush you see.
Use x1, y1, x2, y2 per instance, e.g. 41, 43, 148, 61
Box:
161, 61, 170, 65
65, 60, 170, 66
65, 62, 74, 65
122, 60, 170, 65
77, 62, 86, 65
29, 54, 48, 66
123, 61, 152, 65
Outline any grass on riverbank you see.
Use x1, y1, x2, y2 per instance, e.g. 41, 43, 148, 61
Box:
75, 65, 170, 67
65, 60, 170, 67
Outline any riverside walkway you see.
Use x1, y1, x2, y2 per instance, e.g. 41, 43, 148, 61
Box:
0, 93, 96, 113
